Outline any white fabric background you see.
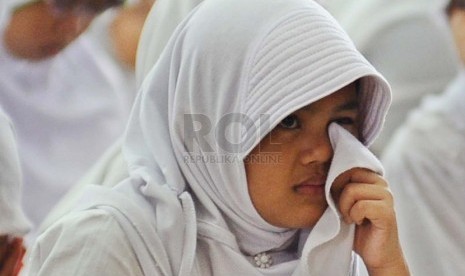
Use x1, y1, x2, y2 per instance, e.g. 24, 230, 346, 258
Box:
382, 69, 465, 276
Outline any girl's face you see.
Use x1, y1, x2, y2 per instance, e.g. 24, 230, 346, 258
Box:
4, 1, 95, 60
245, 83, 360, 229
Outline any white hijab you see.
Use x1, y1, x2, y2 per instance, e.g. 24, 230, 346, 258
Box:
77, 0, 390, 275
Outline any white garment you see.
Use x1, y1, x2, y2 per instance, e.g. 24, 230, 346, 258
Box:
0, 1, 133, 244
26, 125, 381, 276
27, 0, 391, 275
382, 69, 465, 276
135, 0, 203, 86
322, 0, 460, 154
0, 107, 31, 236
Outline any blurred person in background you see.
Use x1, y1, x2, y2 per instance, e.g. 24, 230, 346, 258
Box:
109, 0, 154, 69
382, 0, 465, 275
321, 0, 460, 154
36, 0, 203, 234
84, 0, 155, 96
0, 0, 133, 245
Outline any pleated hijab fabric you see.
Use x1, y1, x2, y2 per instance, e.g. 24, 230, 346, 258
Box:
75, 0, 391, 274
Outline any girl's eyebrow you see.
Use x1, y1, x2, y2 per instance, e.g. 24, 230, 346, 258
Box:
335, 100, 359, 112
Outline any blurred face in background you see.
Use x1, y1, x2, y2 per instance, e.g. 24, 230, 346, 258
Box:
448, 0, 465, 63
3, 0, 122, 60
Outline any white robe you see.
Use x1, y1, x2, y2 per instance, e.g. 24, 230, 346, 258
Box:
382, 69, 465, 276
322, 0, 459, 153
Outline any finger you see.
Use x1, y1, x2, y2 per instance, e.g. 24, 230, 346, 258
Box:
349, 169, 387, 186
13, 246, 25, 276
0, 238, 23, 276
331, 169, 388, 201
349, 200, 395, 227
13, 240, 25, 276
338, 183, 392, 223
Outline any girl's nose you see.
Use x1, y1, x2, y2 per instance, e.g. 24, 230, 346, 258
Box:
298, 131, 333, 165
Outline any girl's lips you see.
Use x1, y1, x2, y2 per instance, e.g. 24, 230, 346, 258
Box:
293, 179, 326, 195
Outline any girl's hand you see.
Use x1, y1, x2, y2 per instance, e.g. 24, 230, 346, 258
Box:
0, 236, 26, 276
332, 168, 410, 276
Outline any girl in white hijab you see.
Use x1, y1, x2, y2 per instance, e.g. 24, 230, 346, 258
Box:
27, 0, 409, 275
0, 0, 132, 244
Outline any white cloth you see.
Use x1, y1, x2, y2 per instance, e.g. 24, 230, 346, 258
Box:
28, 0, 391, 275
0, 0, 133, 244
299, 124, 384, 276
382, 68, 465, 276
0, 107, 31, 236
322, 0, 460, 153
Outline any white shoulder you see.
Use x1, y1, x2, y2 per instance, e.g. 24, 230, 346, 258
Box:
25, 209, 143, 276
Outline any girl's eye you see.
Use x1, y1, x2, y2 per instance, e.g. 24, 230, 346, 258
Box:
279, 114, 300, 129
333, 117, 355, 126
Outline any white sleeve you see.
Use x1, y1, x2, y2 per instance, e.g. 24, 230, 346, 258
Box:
25, 209, 144, 276
0, 110, 30, 236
